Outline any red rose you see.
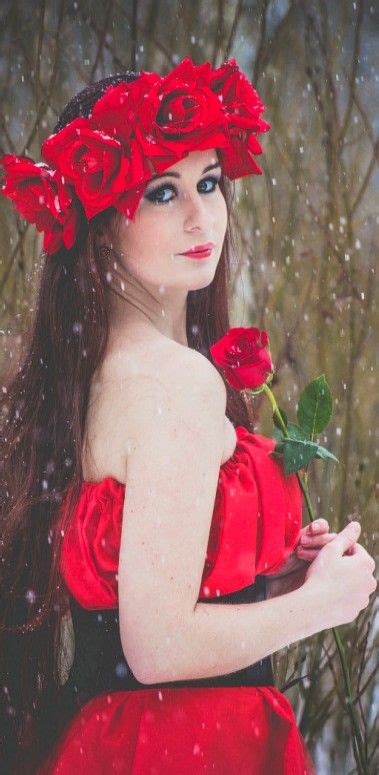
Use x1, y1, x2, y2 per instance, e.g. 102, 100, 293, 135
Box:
113, 179, 148, 220
0, 155, 80, 254
210, 327, 273, 390
133, 57, 230, 174
89, 73, 160, 148
215, 127, 265, 178
41, 118, 150, 219
211, 60, 268, 127
209, 59, 271, 178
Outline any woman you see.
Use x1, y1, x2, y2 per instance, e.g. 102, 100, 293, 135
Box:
0, 58, 376, 775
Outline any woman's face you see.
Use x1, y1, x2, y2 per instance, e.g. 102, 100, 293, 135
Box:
110, 148, 228, 293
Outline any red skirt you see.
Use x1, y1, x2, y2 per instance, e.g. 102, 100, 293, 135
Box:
38, 685, 316, 774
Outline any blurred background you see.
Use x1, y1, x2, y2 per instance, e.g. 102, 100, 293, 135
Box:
0, 1, 378, 772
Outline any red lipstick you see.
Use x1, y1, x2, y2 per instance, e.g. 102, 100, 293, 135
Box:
178, 242, 215, 259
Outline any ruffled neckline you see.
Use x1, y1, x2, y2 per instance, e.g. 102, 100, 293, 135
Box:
80, 423, 252, 490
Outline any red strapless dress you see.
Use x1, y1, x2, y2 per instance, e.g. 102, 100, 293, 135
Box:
38, 425, 316, 774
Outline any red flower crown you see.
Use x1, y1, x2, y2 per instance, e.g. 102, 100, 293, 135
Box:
0, 56, 270, 256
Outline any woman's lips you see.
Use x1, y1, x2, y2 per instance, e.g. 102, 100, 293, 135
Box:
182, 248, 213, 259
178, 242, 215, 258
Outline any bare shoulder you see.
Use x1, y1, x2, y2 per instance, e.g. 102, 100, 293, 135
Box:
82, 333, 227, 483
105, 337, 227, 441
153, 339, 227, 399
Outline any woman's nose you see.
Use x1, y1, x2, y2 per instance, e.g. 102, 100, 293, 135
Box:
183, 192, 210, 230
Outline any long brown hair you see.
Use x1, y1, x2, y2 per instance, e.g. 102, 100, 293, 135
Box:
0, 71, 254, 773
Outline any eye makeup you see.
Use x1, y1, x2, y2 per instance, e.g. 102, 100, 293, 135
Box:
144, 174, 222, 205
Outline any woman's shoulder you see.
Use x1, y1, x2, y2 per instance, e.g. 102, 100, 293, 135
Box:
82, 334, 177, 482
100, 332, 225, 404
83, 332, 226, 481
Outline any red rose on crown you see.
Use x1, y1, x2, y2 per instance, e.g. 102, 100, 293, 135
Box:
134, 57, 230, 173
211, 59, 268, 126
209, 59, 271, 178
0, 155, 80, 254
88, 71, 161, 148
41, 118, 152, 219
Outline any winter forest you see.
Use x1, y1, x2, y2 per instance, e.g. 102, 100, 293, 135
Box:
0, 1, 378, 774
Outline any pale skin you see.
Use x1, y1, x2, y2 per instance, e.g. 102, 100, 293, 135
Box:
89, 147, 376, 683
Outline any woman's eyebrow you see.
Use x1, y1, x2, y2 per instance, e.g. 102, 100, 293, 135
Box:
148, 161, 221, 183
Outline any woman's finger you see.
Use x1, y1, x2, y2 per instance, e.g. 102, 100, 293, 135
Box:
305, 519, 330, 535
296, 546, 319, 561
297, 535, 339, 559
300, 531, 337, 547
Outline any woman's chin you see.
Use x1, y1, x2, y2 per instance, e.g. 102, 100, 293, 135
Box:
189, 273, 217, 292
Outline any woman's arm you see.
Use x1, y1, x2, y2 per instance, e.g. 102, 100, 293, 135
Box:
140, 584, 317, 684
115, 343, 322, 685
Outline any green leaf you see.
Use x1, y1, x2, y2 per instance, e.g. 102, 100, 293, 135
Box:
297, 374, 333, 436
286, 422, 309, 441
281, 439, 319, 474
272, 437, 339, 475
314, 444, 339, 463
273, 421, 308, 444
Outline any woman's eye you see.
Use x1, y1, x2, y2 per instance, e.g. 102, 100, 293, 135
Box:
145, 176, 221, 205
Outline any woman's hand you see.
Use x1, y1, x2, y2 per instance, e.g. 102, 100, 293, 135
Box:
265, 519, 338, 598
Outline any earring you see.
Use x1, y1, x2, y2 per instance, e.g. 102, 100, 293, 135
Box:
99, 245, 112, 261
